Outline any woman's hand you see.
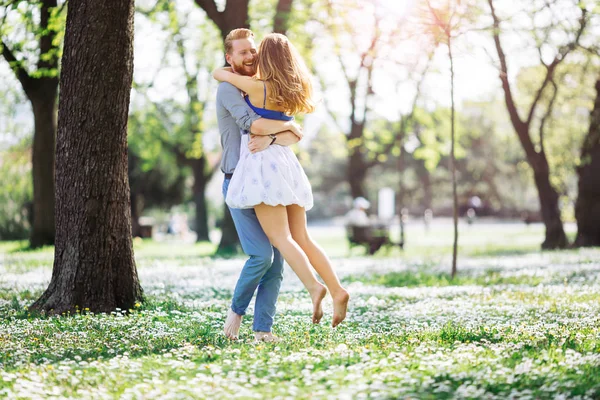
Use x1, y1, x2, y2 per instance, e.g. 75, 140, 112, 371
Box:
289, 121, 303, 140
248, 135, 272, 153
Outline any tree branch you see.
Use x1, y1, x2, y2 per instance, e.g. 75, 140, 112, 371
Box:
313, 68, 345, 134
526, 4, 587, 126
488, 0, 527, 132
525, 59, 559, 127
1, 39, 32, 91
538, 78, 558, 156
194, 0, 224, 32
365, 51, 433, 170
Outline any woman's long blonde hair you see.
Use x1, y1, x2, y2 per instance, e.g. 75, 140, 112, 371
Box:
257, 33, 315, 115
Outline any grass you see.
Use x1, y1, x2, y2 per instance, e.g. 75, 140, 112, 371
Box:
343, 270, 547, 287
1, 222, 599, 398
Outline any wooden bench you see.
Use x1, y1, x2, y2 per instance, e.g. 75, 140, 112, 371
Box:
346, 224, 403, 255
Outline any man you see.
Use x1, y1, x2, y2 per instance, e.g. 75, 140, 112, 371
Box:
217, 28, 303, 342
345, 197, 387, 255
345, 197, 372, 227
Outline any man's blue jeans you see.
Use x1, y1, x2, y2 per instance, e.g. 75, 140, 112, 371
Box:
222, 178, 284, 332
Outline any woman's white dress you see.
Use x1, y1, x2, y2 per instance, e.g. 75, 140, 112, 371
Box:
226, 132, 314, 210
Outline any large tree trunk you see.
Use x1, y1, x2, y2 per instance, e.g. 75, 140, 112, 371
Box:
192, 159, 210, 242
574, 78, 600, 247
273, 0, 294, 34
531, 153, 568, 249
487, 0, 577, 249
28, 85, 57, 248
347, 150, 368, 199
195, 0, 295, 254
449, 41, 458, 279
31, 0, 142, 315
346, 120, 368, 199
2, 0, 60, 248
415, 161, 432, 211
130, 192, 143, 238
218, 205, 241, 254
193, 0, 250, 254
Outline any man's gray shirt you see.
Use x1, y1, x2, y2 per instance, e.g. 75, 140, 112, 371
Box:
216, 82, 261, 174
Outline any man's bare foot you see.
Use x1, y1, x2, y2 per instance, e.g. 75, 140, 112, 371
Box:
254, 331, 281, 343
311, 284, 327, 324
332, 289, 350, 328
224, 309, 243, 339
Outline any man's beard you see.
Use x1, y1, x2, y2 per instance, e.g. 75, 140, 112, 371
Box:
231, 60, 257, 77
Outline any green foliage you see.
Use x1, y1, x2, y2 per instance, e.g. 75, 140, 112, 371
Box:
412, 107, 466, 171
0, 142, 32, 240
128, 107, 189, 209
0, 0, 65, 77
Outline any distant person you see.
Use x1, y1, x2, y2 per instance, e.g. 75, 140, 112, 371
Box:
345, 197, 387, 255
214, 30, 349, 336
345, 197, 371, 227
424, 208, 433, 232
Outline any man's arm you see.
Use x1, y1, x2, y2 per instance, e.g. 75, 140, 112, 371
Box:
217, 82, 302, 138
217, 82, 261, 131
250, 118, 302, 138
248, 131, 300, 153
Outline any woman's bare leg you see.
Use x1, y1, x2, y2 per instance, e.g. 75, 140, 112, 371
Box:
287, 204, 350, 327
254, 203, 327, 324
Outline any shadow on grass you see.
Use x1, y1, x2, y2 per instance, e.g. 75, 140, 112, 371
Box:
2, 241, 53, 254
468, 246, 541, 257
343, 270, 545, 287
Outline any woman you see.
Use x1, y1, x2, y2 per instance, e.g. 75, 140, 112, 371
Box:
213, 33, 349, 328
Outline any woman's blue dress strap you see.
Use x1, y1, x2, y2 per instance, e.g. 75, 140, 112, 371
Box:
244, 82, 293, 122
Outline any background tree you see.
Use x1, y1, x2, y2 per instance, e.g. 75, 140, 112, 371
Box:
422, 0, 477, 277
574, 77, 600, 246
487, 0, 589, 249
136, 0, 221, 242
31, 0, 142, 314
317, 0, 432, 205
191, 0, 299, 253
128, 108, 188, 237
0, 0, 65, 247
0, 76, 32, 239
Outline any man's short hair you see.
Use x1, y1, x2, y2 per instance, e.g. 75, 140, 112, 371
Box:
224, 28, 254, 54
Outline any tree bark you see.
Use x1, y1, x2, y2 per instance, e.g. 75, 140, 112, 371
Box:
194, 0, 250, 41
192, 159, 211, 242
218, 205, 241, 254
530, 153, 568, 249
192, 0, 250, 254
488, 0, 570, 249
449, 40, 458, 279
574, 78, 600, 247
274, 0, 294, 34
1, 0, 60, 248
347, 146, 368, 199
28, 85, 58, 248
31, 0, 142, 315
130, 192, 143, 238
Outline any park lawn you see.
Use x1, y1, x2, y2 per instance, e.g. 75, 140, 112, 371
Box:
0, 224, 599, 398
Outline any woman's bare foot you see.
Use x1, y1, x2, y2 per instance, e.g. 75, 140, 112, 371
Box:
254, 331, 281, 343
224, 309, 243, 339
332, 289, 350, 328
310, 284, 327, 324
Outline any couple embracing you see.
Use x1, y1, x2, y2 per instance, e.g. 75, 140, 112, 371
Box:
215, 28, 349, 342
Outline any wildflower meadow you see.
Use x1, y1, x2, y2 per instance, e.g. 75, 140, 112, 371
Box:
1, 223, 599, 399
